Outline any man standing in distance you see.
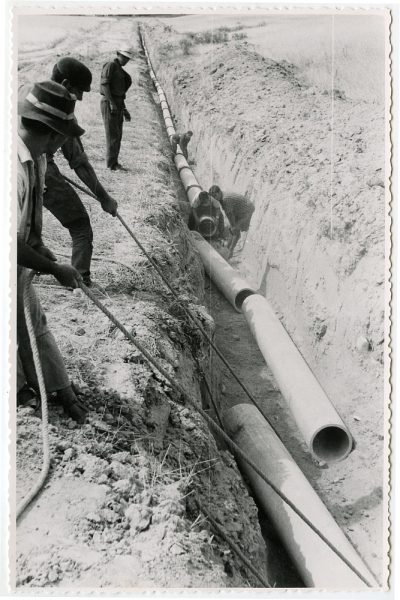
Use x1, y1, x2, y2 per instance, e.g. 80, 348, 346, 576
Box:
17, 81, 88, 423
44, 57, 118, 287
100, 49, 134, 170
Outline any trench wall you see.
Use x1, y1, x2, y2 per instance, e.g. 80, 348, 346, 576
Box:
142, 20, 387, 446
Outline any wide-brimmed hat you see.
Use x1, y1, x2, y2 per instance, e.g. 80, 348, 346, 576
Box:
117, 48, 135, 60
18, 80, 85, 138
56, 57, 92, 92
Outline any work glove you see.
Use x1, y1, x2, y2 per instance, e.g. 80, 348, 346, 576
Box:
100, 194, 118, 217
52, 263, 82, 289
36, 245, 57, 262
123, 108, 131, 122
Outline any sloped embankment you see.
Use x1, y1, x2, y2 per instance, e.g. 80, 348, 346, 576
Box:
16, 17, 267, 589
141, 19, 386, 579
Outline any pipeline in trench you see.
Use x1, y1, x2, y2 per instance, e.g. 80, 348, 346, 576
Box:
139, 30, 303, 585
139, 27, 377, 589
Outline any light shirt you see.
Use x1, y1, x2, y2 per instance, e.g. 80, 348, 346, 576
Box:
17, 135, 46, 248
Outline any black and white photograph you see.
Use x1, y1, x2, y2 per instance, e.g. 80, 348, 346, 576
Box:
2, 2, 395, 594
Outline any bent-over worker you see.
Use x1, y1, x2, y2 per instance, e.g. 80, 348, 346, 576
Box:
209, 185, 255, 258
17, 81, 88, 423
100, 49, 133, 170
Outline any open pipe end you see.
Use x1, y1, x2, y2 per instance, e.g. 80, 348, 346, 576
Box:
311, 425, 353, 463
234, 289, 256, 312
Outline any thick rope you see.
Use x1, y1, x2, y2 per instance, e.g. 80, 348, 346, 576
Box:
16, 271, 51, 520
79, 282, 375, 587
55, 251, 137, 276
61, 174, 281, 438
196, 500, 272, 588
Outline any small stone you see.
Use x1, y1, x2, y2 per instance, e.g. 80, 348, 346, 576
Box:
62, 448, 75, 461
68, 420, 77, 430
101, 508, 118, 523
75, 327, 86, 336
353, 415, 361, 422
47, 569, 59, 583
113, 479, 131, 494
86, 512, 102, 523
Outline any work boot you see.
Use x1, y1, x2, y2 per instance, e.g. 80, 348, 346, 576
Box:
111, 163, 126, 171
56, 385, 88, 424
17, 384, 40, 411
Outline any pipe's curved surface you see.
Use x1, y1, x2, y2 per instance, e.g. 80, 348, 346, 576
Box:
140, 30, 221, 239
242, 294, 352, 462
223, 404, 376, 588
191, 232, 256, 312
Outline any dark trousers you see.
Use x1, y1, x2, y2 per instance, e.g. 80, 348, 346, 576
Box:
17, 269, 70, 393
100, 97, 124, 168
44, 161, 93, 283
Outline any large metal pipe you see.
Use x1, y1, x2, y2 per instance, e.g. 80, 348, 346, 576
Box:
242, 294, 352, 463
191, 231, 256, 312
140, 30, 220, 238
223, 404, 376, 588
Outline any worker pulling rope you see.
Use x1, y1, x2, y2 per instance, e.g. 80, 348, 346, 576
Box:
16, 271, 51, 521
62, 174, 283, 442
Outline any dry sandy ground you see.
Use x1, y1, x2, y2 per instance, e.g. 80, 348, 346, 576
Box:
159, 13, 385, 103
15, 16, 268, 590
143, 14, 388, 585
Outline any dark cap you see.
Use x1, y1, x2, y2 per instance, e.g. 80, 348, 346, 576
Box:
56, 57, 92, 92
18, 80, 85, 138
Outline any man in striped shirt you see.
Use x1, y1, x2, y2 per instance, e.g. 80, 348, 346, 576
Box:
209, 186, 255, 258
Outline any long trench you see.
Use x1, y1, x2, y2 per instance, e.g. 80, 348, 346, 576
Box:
139, 32, 309, 587
138, 26, 378, 588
